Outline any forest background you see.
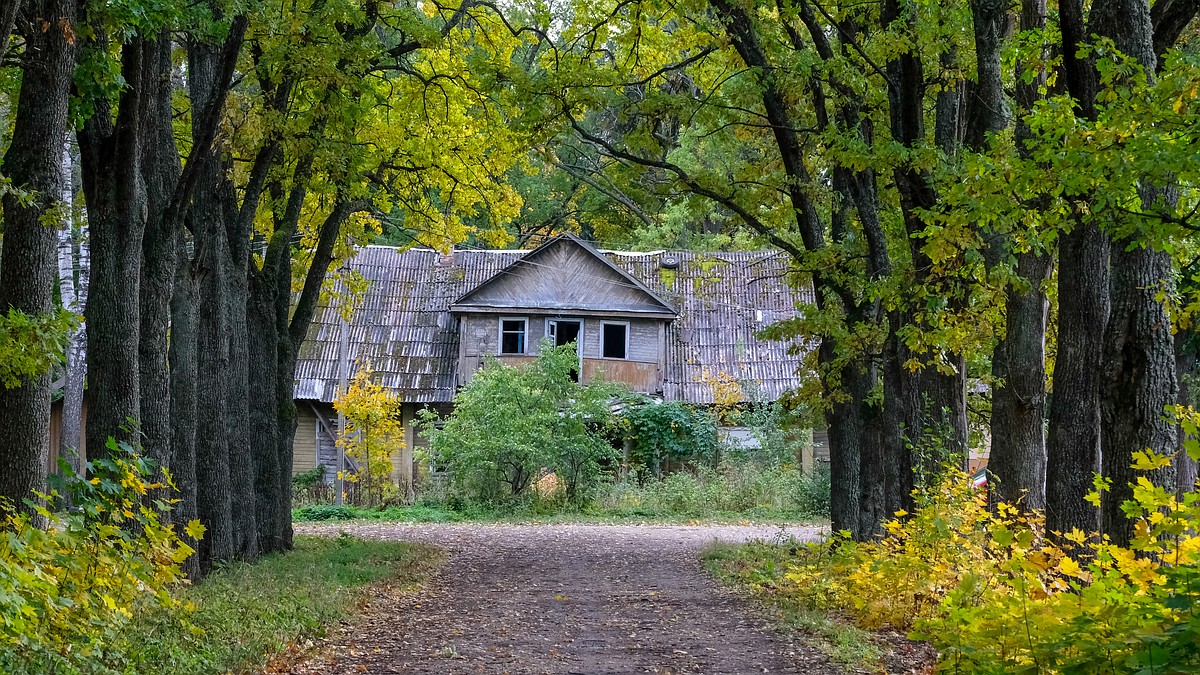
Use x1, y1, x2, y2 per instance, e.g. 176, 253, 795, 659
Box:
0, 0, 1198, 583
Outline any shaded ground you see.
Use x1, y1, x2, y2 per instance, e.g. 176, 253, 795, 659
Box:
280, 522, 842, 674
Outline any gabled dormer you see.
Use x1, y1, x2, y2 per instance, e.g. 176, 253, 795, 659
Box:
451, 234, 679, 393
450, 233, 677, 318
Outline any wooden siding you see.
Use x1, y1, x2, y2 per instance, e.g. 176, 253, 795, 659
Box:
293, 406, 320, 474
582, 359, 659, 392
457, 313, 665, 392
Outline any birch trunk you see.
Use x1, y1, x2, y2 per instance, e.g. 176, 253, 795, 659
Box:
57, 138, 89, 475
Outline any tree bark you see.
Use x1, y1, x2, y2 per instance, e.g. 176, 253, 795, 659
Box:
1175, 329, 1199, 494
57, 138, 88, 476
80, 38, 147, 457
0, 0, 77, 514
1091, 0, 1179, 547
170, 240, 201, 580
1101, 243, 1177, 545
984, 0, 1051, 511
1046, 0, 1105, 537
139, 33, 180, 477
989, 252, 1052, 508
193, 201, 234, 570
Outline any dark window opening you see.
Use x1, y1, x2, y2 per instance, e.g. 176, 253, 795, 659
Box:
602, 323, 628, 359
549, 319, 582, 381
500, 319, 526, 354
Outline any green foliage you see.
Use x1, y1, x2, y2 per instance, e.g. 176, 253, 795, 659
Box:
622, 396, 718, 470
111, 535, 437, 674
0, 307, 79, 389
0, 440, 198, 674
420, 343, 624, 508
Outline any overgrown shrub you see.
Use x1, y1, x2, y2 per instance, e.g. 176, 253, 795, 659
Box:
0, 440, 200, 673
767, 410, 1200, 672
421, 343, 623, 508
622, 397, 718, 473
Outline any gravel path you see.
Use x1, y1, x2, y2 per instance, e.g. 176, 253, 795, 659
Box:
282, 522, 840, 675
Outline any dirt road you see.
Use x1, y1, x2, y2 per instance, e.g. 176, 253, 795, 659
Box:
283, 522, 839, 674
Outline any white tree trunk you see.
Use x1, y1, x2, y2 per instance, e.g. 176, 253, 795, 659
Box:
56, 137, 88, 474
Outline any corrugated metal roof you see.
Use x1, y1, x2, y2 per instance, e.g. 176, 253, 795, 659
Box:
294, 242, 816, 405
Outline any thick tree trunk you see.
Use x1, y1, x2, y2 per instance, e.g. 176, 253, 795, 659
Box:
823, 341, 862, 537
986, 0, 1051, 510
1046, 0, 1105, 537
194, 206, 234, 570
225, 198, 259, 559
1046, 222, 1108, 535
988, 251, 1052, 508
170, 243, 201, 580
0, 0, 76, 513
80, 40, 147, 457
1091, 0, 1179, 547
249, 278, 282, 553
1100, 244, 1177, 546
139, 34, 180, 475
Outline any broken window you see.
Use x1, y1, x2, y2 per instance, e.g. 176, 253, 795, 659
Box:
499, 318, 527, 354
601, 322, 628, 359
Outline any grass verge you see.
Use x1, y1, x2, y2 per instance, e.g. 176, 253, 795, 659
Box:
117, 534, 439, 674
702, 541, 883, 671
293, 502, 822, 526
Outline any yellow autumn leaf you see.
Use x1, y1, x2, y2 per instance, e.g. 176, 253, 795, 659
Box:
184, 519, 207, 541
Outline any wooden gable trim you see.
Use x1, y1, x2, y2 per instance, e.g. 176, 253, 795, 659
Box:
450, 233, 679, 316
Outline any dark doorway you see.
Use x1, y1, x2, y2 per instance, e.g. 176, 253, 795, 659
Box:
548, 319, 582, 381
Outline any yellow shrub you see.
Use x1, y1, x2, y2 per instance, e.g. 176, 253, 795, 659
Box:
781, 408, 1200, 672
0, 440, 199, 672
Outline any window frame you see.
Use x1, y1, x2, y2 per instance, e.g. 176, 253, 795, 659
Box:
600, 320, 631, 360
497, 316, 529, 355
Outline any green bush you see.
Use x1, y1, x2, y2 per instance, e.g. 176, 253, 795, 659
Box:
421, 343, 623, 508
0, 440, 197, 673
622, 397, 718, 471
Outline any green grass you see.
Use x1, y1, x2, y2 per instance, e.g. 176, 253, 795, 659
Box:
115, 534, 439, 674
293, 502, 822, 526
702, 541, 883, 671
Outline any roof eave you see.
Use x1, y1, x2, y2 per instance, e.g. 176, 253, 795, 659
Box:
450, 304, 678, 320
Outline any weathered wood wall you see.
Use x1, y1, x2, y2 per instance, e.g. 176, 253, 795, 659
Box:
456, 313, 666, 393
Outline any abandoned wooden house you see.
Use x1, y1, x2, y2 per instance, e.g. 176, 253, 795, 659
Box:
292, 233, 824, 491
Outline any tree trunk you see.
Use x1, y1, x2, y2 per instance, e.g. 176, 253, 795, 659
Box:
1046, 221, 1108, 535
139, 34, 180, 476
193, 205, 234, 570
170, 241, 201, 580
80, 39, 147, 457
225, 189, 259, 559
988, 251, 1052, 508
1175, 329, 1198, 494
249, 275, 282, 552
1100, 244, 1177, 546
0, 0, 76, 514
57, 139, 88, 476
1091, 0, 1178, 547
823, 341, 862, 537
1046, 0, 1105, 537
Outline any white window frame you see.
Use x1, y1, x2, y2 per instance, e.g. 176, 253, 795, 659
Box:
497, 316, 528, 355
600, 320, 631, 360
